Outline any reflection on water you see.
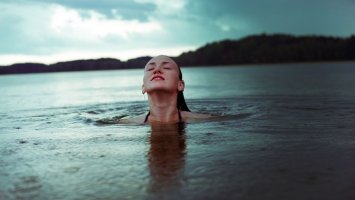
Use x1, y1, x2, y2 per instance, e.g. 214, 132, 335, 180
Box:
12, 176, 42, 200
1, 63, 355, 199
147, 123, 186, 194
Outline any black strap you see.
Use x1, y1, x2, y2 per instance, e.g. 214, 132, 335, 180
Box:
144, 110, 182, 123
144, 111, 150, 123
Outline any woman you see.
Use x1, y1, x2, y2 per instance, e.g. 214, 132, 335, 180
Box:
147, 122, 186, 192
123, 55, 209, 124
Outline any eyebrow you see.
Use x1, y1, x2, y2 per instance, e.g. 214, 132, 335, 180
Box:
147, 61, 171, 66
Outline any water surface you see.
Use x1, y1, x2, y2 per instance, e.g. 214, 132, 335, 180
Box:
1, 62, 355, 199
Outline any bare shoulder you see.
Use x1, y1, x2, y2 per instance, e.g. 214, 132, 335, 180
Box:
118, 113, 146, 124
182, 111, 212, 120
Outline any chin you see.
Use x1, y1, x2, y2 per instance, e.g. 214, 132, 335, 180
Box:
147, 86, 175, 93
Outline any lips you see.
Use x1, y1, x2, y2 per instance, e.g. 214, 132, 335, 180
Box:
151, 75, 165, 81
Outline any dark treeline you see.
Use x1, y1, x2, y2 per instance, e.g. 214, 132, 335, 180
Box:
0, 57, 152, 75
174, 33, 355, 66
1, 33, 354, 75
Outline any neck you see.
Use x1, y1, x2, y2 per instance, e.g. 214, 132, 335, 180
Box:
147, 91, 179, 123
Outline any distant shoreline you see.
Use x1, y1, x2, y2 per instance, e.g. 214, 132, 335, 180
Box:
1, 33, 354, 75
1, 60, 354, 77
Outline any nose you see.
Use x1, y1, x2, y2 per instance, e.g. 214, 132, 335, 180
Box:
153, 65, 163, 74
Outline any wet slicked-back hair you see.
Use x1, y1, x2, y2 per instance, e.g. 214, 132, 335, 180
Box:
177, 67, 190, 112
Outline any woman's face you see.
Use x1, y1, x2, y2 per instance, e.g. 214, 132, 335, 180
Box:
142, 55, 184, 94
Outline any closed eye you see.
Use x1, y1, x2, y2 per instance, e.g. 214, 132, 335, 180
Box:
162, 61, 173, 70
146, 65, 155, 71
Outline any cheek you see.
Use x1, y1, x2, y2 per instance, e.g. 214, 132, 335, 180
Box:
143, 74, 149, 84
171, 74, 181, 85
167, 71, 179, 81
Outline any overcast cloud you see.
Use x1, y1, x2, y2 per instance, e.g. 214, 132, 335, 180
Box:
0, 0, 354, 65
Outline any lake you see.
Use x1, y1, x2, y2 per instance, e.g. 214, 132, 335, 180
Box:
1, 62, 355, 199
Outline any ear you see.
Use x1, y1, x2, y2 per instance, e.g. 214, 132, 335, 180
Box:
178, 80, 185, 92
142, 84, 146, 94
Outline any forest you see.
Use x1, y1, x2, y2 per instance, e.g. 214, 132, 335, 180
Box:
1, 33, 354, 75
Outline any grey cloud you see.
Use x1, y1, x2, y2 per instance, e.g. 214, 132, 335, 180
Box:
184, 0, 355, 36
0, 18, 24, 54
3, 0, 156, 21
55, 0, 156, 21
1, 0, 354, 58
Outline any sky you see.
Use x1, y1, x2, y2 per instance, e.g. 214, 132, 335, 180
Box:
0, 0, 354, 65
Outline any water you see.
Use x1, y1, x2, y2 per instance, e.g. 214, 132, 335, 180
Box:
1, 62, 355, 199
